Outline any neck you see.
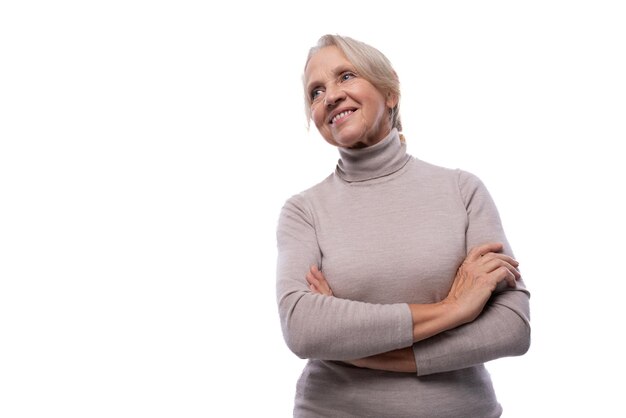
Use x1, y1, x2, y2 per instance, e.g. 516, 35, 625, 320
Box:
336, 129, 410, 182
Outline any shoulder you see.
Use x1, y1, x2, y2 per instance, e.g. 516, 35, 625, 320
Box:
456, 168, 485, 191
410, 157, 482, 188
412, 157, 457, 178
454, 168, 496, 210
408, 157, 490, 205
279, 173, 334, 219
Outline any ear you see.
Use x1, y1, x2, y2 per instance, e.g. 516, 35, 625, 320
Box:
385, 91, 399, 109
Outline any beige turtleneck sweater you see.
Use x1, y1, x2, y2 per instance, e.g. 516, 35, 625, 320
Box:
276, 129, 530, 418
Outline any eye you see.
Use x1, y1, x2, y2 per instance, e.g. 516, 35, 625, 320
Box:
311, 87, 323, 100
340, 72, 356, 81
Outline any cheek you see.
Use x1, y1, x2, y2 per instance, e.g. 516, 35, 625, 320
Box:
311, 106, 325, 129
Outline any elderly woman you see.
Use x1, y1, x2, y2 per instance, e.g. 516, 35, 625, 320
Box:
276, 34, 530, 417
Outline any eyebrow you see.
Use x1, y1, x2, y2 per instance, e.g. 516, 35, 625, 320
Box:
305, 65, 356, 93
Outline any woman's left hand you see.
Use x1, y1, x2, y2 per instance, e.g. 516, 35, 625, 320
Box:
306, 265, 333, 296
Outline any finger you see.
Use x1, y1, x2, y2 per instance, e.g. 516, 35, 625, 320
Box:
501, 266, 517, 288
309, 283, 322, 294
467, 242, 504, 262
481, 255, 520, 273
308, 270, 333, 296
315, 273, 333, 296
306, 271, 320, 287
310, 265, 326, 283
308, 276, 326, 295
309, 266, 325, 284
482, 258, 521, 279
312, 266, 325, 282
311, 280, 332, 296
312, 268, 331, 290
488, 265, 517, 288
480, 252, 519, 268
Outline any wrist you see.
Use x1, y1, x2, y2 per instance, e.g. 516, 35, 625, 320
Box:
409, 301, 462, 343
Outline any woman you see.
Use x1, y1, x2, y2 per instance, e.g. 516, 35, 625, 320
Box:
276, 34, 530, 417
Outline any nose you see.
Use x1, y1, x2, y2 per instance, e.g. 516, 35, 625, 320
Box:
324, 85, 345, 108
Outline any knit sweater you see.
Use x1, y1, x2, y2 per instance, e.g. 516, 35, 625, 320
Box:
276, 129, 530, 418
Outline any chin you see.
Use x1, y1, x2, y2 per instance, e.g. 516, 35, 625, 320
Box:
329, 138, 359, 149
326, 129, 364, 148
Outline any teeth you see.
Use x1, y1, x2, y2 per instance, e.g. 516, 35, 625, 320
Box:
331, 110, 353, 124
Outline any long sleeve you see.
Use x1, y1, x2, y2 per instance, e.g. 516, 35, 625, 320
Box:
283, 133, 520, 416
276, 194, 414, 361
412, 171, 531, 376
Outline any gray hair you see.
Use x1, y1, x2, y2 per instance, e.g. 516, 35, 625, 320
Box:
303, 34, 402, 133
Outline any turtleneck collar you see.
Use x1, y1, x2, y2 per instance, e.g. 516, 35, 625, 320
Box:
335, 129, 411, 183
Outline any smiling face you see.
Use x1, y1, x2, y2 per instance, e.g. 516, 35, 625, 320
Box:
304, 46, 398, 149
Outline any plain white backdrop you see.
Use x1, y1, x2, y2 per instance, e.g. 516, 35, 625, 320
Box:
1, 1, 625, 417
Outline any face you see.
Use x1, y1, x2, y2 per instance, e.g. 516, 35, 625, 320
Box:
304, 46, 397, 149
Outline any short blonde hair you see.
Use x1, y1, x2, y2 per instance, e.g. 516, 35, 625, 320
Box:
303, 34, 402, 132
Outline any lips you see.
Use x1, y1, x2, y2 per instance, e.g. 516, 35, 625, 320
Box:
329, 108, 356, 125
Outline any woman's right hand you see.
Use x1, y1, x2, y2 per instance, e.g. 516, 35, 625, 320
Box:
306, 265, 334, 296
444, 242, 520, 325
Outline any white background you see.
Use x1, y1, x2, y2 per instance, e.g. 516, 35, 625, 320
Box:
1, 1, 625, 417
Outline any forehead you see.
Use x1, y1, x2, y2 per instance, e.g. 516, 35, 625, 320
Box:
304, 46, 353, 86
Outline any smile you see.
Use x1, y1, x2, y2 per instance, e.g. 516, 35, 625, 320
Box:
330, 110, 354, 125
